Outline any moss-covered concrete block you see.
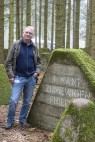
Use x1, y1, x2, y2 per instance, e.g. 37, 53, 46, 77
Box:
50, 98, 95, 142
0, 64, 11, 105
49, 48, 95, 91
39, 48, 51, 55
41, 52, 51, 70
27, 49, 95, 131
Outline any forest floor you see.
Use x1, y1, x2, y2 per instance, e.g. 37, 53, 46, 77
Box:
0, 72, 52, 142
0, 103, 52, 142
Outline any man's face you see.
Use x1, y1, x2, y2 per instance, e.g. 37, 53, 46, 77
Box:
23, 28, 33, 40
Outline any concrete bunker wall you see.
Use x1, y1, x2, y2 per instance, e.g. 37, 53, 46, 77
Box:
27, 49, 95, 131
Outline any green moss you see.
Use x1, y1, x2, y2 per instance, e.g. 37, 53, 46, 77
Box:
0, 64, 11, 105
41, 52, 51, 62
41, 52, 51, 57
39, 48, 51, 55
50, 100, 95, 142
49, 48, 95, 92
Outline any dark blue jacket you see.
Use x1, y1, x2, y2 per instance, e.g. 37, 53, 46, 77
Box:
5, 39, 41, 79
15, 39, 35, 77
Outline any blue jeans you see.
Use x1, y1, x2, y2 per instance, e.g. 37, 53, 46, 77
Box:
7, 75, 36, 124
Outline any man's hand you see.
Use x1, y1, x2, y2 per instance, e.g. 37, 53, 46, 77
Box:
9, 78, 14, 84
33, 72, 38, 78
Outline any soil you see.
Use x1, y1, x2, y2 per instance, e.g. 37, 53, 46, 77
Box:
0, 103, 52, 142
0, 72, 52, 142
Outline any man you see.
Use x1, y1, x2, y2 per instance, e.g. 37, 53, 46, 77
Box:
3, 26, 41, 129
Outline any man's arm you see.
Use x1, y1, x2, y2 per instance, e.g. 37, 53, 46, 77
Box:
5, 42, 16, 79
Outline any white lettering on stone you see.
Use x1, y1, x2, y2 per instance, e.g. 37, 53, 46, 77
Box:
65, 88, 91, 99
46, 85, 65, 96
65, 88, 74, 97
49, 96, 68, 107
45, 84, 92, 99
52, 75, 82, 88
60, 76, 81, 87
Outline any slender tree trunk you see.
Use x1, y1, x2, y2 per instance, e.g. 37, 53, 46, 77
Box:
39, 0, 42, 49
9, 0, 14, 48
50, 0, 55, 51
55, 0, 64, 48
35, 0, 37, 45
16, 0, 20, 40
73, 0, 80, 49
66, 0, 71, 49
44, 0, 48, 48
85, 0, 90, 49
63, 0, 66, 48
20, 0, 23, 36
72, 0, 76, 48
88, 0, 92, 56
0, 0, 4, 63
90, 0, 95, 59
26, 0, 31, 26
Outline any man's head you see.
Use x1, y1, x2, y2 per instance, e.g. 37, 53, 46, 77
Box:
23, 26, 34, 42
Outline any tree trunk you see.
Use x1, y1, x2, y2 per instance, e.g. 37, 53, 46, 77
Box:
62, 0, 66, 48
39, 0, 42, 49
50, 0, 55, 51
8, 0, 14, 48
85, 0, 90, 49
90, 0, 95, 59
0, 0, 4, 64
44, 0, 48, 48
26, 0, 31, 26
88, 0, 92, 56
66, 0, 71, 49
73, 0, 80, 49
35, 0, 37, 45
72, 0, 76, 48
16, 0, 20, 40
55, 0, 64, 48
20, 0, 23, 36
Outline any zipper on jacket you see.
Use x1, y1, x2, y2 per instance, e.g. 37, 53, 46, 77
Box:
27, 46, 29, 76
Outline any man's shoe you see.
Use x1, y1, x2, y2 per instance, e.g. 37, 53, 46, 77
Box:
20, 122, 31, 128
2, 122, 13, 130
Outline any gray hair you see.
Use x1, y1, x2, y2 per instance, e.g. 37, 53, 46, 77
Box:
23, 26, 34, 34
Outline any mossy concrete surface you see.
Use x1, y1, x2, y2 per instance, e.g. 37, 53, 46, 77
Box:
41, 52, 51, 70
50, 48, 95, 92
27, 49, 95, 131
0, 64, 11, 105
39, 48, 51, 55
50, 98, 95, 142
